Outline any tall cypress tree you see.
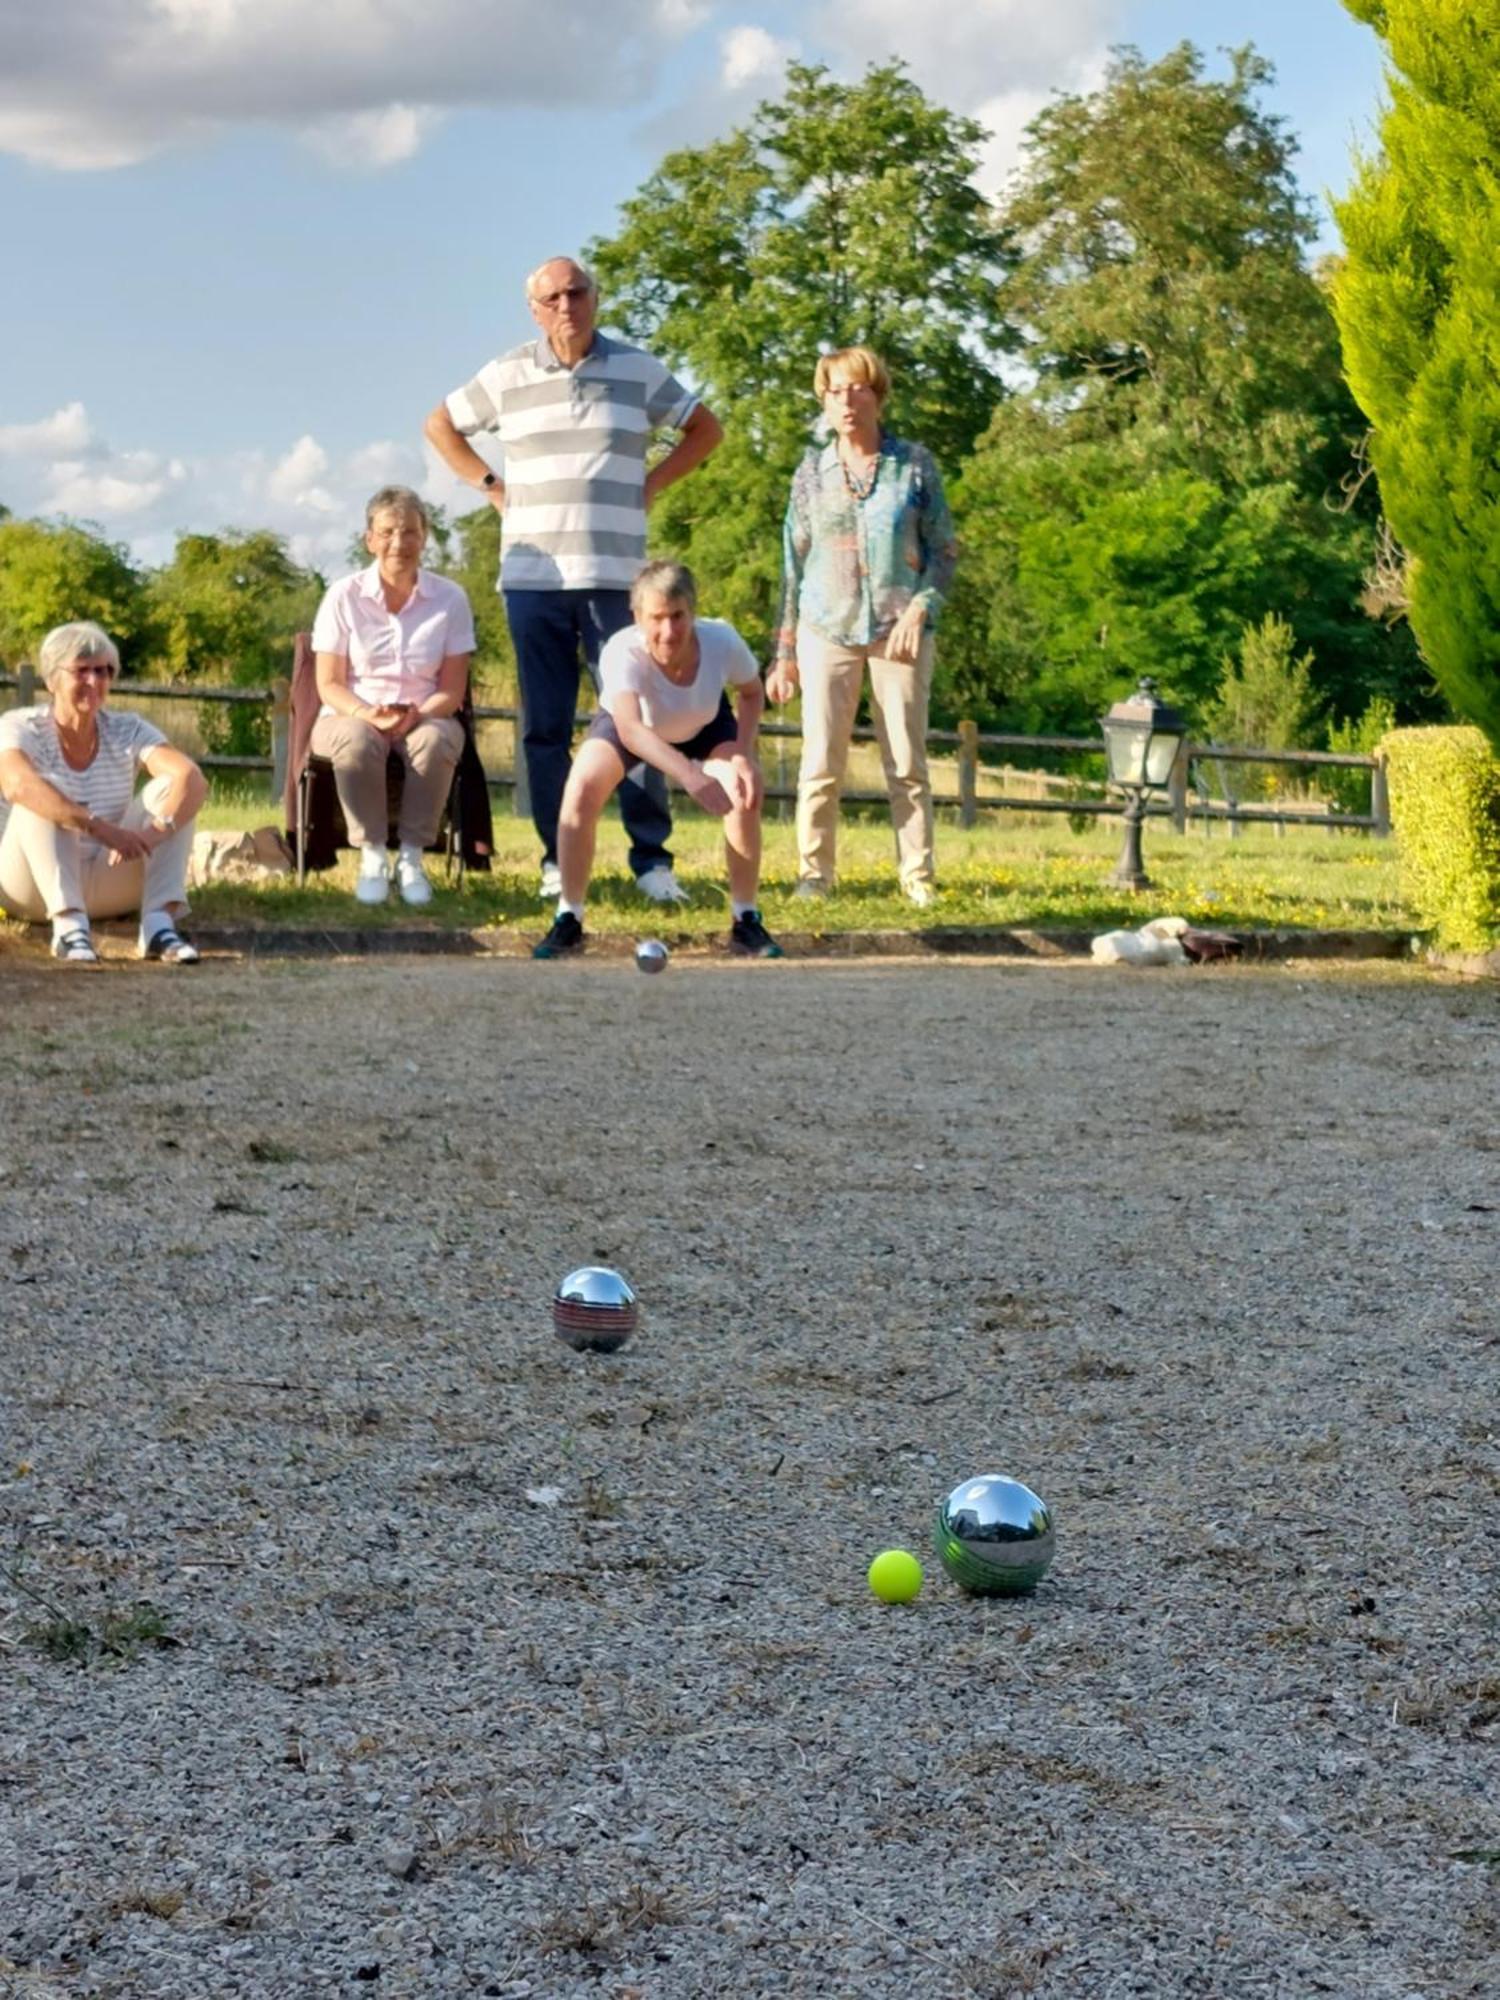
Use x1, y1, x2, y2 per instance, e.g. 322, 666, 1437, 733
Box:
1332, 1, 1500, 748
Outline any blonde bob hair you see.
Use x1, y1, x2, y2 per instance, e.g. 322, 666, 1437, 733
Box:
813, 345, 891, 403
38, 621, 121, 689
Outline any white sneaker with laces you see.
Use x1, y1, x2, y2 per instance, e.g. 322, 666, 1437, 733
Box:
395, 848, 433, 907
356, 847, 390, 906
904, 880, 935, 908
635, 864, 689, 905
539, 861, 562, 900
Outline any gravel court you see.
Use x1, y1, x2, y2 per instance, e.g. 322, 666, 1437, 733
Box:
0, 954, 1496, 1999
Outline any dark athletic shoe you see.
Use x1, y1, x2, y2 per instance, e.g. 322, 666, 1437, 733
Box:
729, 910, 783, 959
533, 911, 585, 959
141, 925, 200, 965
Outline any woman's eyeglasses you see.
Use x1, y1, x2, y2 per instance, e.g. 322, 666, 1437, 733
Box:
60, 664, 112, 680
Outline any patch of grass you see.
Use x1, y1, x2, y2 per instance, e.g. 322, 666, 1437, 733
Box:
190, 786, 1414, 937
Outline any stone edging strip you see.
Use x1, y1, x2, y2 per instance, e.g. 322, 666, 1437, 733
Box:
178, 923, 1420, 963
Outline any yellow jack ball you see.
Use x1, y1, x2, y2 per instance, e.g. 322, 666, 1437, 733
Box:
867, 1548, 923, 1603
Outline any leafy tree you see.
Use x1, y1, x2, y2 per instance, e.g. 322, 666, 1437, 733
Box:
588, 60, 1010, 654
0, 517, 146, 670
1332, 0, 1500, 749
439, 506, 516, 697
954, 43, 1422, 731
1205, 610, 1321, 773
145, 530, 323, 754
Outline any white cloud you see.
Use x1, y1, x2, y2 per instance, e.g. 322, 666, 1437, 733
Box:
813, 0, 1113, 103
0, 402, 96, 456
302, 103, 443, 171
720, 24, 792, 92
0, 1, 702, 171
0, 403, 455, 571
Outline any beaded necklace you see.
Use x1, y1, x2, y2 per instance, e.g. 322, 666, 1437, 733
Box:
839, 438, 882, 503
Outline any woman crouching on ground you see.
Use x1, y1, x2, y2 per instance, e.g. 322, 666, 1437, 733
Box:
534, 560, 781, 959
0, 621, 207, 965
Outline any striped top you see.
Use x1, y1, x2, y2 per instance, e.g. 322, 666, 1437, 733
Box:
445, 333, 697, 591
0, 704, 167, 851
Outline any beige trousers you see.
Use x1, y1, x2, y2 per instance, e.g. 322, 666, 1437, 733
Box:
795, 627, 935, 889
308, 714, 464, 850
0, 777, 196, 922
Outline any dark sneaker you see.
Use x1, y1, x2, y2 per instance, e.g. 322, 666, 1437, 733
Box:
729, 910, 783, 958
140, 925, 200, 965
533, 911, 585, 959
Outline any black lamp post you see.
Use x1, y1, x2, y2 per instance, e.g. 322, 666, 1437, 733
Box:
1100, 677, 1187, 891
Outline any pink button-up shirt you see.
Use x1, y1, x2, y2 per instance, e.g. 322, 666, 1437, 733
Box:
310, 564, 477, 712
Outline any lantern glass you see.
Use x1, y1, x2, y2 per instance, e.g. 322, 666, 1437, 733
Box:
1101, 678, 1186, 792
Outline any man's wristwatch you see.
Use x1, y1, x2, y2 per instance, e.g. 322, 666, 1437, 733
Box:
153, 814, 178, 835
480, 471, 498, 491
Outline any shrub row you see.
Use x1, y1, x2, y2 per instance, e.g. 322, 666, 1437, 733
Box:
1382, 727, 1500, 953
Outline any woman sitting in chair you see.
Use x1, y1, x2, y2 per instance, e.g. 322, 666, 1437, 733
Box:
310, 485, 475, 906
0, 621, 206, 965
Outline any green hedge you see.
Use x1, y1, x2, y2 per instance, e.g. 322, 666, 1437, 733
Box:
1383, 727, 1500, 953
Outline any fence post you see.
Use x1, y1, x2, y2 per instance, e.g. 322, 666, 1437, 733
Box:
1169, 741, 1189, 835
1371, 753, 1391, 837
512, 695, 531, 821
17, 661, 35, 708
269, 675, 290, 804
958, 719, 978, 829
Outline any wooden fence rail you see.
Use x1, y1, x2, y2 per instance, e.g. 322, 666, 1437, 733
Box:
0, 669, 1389, 837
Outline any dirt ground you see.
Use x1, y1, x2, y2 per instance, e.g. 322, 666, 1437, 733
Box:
1, 952, 1497, 1999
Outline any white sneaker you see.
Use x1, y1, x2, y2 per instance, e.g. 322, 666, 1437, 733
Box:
539, 861, 562, 900
356, 847, 389, 906
395, 849, 433, 907
635, 864, 689, 905
793, 878, 830, 900
904, 881, 935, 908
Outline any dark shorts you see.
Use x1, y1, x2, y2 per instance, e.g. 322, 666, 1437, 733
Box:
586, 694, 737, 775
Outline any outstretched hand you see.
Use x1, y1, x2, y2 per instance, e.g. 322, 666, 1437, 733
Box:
684, 763, 733, 817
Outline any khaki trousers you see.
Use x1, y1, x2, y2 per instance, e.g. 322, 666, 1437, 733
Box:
308, 714, 464, 850
795, 628, 935, 889
0, 776, 195, 921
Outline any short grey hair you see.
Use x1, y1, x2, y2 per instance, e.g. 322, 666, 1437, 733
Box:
364, 485, 430, 531
525, 255, 598, 302
38, 621, 120, 689
630, 559, 697, 614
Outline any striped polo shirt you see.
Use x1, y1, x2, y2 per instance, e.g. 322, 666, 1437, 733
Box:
445, 333, 697, 592
0, 704, 166, 852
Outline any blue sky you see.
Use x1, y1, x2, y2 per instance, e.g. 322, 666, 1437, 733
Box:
0, 1, 1387, 569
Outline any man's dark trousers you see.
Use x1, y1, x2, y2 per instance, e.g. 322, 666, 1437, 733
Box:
505, 588, 673, 879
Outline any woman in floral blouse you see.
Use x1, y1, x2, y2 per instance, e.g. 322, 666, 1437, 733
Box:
766, 346, 958, 905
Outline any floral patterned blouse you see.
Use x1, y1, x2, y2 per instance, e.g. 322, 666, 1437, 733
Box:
774, 434, 958, 666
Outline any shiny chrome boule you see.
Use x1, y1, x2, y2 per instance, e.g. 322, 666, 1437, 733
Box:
635, 939, 669, 974
552, 1266, 638, 1352
934, 1474, 1055, 1594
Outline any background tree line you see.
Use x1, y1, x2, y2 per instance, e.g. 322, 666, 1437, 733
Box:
0, 43, 1449, 766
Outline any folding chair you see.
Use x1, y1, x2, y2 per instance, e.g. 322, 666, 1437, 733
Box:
283, 633, 492, 886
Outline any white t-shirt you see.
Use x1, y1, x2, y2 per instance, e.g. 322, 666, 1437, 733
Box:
598, 619, 758, 743
0, 705, 167, 849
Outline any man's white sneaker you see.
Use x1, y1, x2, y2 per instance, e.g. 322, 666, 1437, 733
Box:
539, 861, 562, 900
904, 881, 936, 908
356, 848, 390, 906
635, 865, 689, 905
395, 849, 434, 906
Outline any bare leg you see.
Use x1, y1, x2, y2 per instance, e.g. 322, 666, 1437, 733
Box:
557, 739, 625, 906
723, 801, 762, 909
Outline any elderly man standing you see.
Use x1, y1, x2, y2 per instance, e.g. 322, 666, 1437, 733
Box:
425, 256, 723, 903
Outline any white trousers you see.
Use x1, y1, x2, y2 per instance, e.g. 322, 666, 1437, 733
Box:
0, 776, 196, 922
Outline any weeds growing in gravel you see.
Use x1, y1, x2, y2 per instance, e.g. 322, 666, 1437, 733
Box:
4, 1556, 177, 1667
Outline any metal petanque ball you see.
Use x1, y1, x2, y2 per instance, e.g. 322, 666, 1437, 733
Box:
934, 1474, 1056, 1595
552, 1266, 639, 1353
635, 939, 669, 974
